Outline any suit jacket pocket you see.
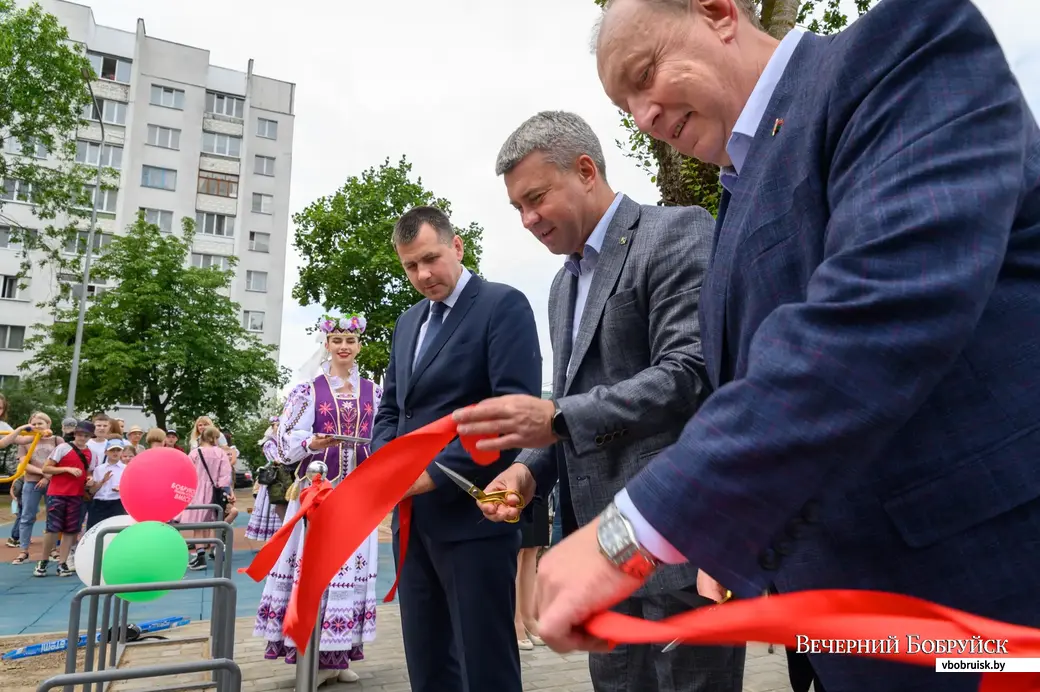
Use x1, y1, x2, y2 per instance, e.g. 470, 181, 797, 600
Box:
599, 289, 648, 371
604, 288, 638, 314
882, 421, 1040, 548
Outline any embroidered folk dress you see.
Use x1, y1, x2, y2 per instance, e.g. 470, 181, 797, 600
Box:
244, 435, 283, 542
253, 364, 382, 670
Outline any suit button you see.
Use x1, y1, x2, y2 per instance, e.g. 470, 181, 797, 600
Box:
758, 548, 780, 570
405, 410, 413, 419
775, 540, 794, 556
801, 501, 821, 524
786, 518, 807, 538
594, 435, 605, 447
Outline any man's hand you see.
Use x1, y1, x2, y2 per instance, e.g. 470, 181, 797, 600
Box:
479, 463, 536, 522
535, 518, 645, 653
453, 395, 556, 452
307, 435, 341, 451
697, 569, 730, 603
404, 471, 435, 498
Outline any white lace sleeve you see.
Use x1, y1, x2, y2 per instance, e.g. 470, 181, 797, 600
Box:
275, 381, 315, 465
262, 437, 278, 464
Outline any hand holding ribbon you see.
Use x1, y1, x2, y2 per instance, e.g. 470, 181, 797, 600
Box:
244, 414, 1040, 690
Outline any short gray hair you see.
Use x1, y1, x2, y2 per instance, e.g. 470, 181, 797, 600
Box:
495, 111, 607, 179
592, 0, 760, 54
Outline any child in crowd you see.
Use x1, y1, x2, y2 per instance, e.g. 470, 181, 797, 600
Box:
36, 420, 94, 577
85, 438, 127, 530
145, 427, 166, 449
86, 414, 109, 468
3, 412, 58, 564
120, 444, 137, 464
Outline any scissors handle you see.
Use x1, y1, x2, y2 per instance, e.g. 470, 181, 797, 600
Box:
480, 491, 525, 524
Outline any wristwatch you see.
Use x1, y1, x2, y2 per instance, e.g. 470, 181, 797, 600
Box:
596, 501, 658, 580
550, 399, 570, 440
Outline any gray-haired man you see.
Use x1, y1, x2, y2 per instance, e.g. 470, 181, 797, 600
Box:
453, 111, 745, 692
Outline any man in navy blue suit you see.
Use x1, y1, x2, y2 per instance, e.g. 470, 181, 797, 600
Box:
371, 206, 541, 692
526, 0, 1040, 690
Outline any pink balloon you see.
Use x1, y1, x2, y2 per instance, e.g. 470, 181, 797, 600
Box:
120, 447, 197, 523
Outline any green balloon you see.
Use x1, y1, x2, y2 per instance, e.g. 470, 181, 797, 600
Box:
100, 521, 188, 602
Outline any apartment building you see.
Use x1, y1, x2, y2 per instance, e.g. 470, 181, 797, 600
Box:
0, 0, 294, 426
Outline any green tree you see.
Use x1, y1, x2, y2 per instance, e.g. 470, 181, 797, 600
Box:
228, 395, 282, 471
292, 156, 484, 383
23, 214, 288, 430
0, 0, 107, 276
594, 0, 877, 212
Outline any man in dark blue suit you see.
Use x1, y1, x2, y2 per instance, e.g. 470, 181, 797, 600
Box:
371, 206, 541, 692
532, 0, 1040, 690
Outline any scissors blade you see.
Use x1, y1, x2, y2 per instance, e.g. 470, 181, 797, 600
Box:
433, 462, 484, 501
662, 590, 734, 652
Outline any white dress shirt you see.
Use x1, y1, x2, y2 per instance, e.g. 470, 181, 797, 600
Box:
91, 460, 126, 501
413, 267, 473, 365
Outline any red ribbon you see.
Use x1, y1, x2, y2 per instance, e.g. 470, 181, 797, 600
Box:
244, 416, 1040, 689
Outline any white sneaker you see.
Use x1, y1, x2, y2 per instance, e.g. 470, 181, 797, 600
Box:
316, 670, 338, 687
337, 669, 359, 683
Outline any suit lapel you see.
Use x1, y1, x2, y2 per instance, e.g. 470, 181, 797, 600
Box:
564, 196, 640, 395
550, 270, 575, 397
407, 274, 481, 394
702, 189, 731, 389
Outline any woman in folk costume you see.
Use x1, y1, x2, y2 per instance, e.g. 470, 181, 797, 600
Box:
244, 417, 285, 542
253, 314, 381, 686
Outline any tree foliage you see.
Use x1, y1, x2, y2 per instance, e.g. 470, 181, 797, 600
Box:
2, 376, 64, 429
292, 156, 484, 383
0, 0, 106, 278
593, 0, 877, 211
228, 395, 282, 471
23, 214, 288, 430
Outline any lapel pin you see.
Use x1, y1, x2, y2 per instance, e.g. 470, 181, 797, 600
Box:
772, 118, 784, 137
619, 236, 627, 245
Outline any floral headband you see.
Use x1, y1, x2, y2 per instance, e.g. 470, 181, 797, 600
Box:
318, 314, 366, 335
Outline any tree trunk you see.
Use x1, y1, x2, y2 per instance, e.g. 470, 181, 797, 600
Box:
650, 1, 799, 209
148, 388, 167, 430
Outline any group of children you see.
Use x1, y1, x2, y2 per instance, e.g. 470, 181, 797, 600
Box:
3, 408, 240, 577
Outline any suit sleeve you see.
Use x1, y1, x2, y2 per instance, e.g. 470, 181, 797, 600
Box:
558, 207, 711, 457
623, 4, 1033, 596
370, 318, 401, 454
517, 445, 557, 497
426, 288, 543, 488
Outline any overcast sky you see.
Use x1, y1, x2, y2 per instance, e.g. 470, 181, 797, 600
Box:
78, 0, 1040, 388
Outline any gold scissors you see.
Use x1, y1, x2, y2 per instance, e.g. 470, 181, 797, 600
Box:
661, 589, 733, 653
434, 462, 525, 524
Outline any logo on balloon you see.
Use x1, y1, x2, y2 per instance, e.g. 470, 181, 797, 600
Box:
120, 448, 198, 523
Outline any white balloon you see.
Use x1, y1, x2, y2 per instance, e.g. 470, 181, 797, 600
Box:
76, 514, 138, 587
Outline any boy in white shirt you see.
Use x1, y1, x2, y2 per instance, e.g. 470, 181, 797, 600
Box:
84, 438, 127, 531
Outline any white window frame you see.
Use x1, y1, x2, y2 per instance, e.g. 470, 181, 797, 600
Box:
141, 165, 177, 191
3, 138, 47, 159
87, 52, 132, 84
146, 124, 181, 150
256, 118, 278, 139
191, 253, 231, 271
83, 99, 127, 126
205, 92, 245, 119
248, 231, 271, 253
0, 179, 33, 203
75, 140, 122, 169
254, 155, 275, 176
245, 270, 268, 293
64, 231, 112, 256
0, 325, 26, 351
0, 275, 23, 301
251, 193, 273, 214
150, 85, 185, 110
202, 132, 242, 158
82, 185, 118, 213
243, 310, 265, 332
195, 212, 235, 238
140, 208, 174, 232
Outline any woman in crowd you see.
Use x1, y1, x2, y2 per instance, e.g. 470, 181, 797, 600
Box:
2, 412, 56, 563
245, 416, 284, 542
515, 494, 549, 649
253, 314, 381, 686
144, 427, 166, 449
176, 425, 231, 572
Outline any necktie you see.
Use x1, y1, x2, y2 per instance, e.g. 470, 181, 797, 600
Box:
415, 301, 446, 365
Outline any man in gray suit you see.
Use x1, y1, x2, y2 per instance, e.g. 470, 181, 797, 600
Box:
453, 111, 745, 692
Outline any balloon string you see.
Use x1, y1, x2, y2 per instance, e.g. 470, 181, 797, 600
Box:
243, 414, 1040, 692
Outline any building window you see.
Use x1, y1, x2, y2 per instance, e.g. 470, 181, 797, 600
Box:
0, 374, 19, 388
202, 132, 241, 158
81, 185, 118, 213
60, 280, 107, 304
249, 231, 270, 253
0, 179, 33, 203
0, 325, 26, 351
141, 165, 177, 191
3, 138, 47, 159
140, 208, 174, 232
256, 118, 278, 139
150, 85, 185, 110
195, 212, 234, 237
87, 52, 132, 84
205, 92, 244, 119
245, 270, 268, 292
82, 99, 127, 126
192, 253, 231, 271
146, 125, 181, 150
0, 227, 24, 250
197, 171, 238, 198
75, 141, 122, 169
243, 311, 265, 332
252, 193, 273, 214
254, 155, 275, 176
64, 231, 112, 255
0, 275, 22, 300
